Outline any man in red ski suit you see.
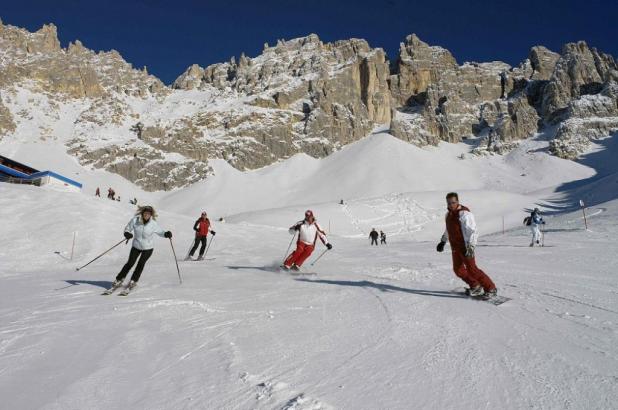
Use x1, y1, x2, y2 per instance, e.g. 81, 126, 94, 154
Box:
436, 192, 497, 298
283, 210, 332, 270
188, 212, 216, 260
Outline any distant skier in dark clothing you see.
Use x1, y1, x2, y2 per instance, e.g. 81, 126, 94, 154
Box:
369, 228, 379, 246
380, 231, 387, 245
104, 206, 172, 294
500, 71, 508, 99
187, 212, 216, 260
95, 187, 100, 197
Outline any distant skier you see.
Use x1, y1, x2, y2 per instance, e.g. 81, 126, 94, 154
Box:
283, 210, 332, 271
95, 187, 100, 197
105, 206, 172, 294
380, 230, 387, 245
187, 211, 216, 260
369, 228, 379, 246
525, 208, 545, 247
500, 70, 508, 99
436, 192, 497, 298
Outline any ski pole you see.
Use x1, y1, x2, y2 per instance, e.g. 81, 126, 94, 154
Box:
169, 238, 182, 284
203, 235, 215, 258
76, 238, 127, 271
282, 231, 298, 265
310, 249, 329, 267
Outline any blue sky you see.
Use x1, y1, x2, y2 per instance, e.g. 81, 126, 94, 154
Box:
2, 0, 616, 84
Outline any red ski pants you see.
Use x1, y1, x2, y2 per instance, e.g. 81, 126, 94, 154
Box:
451, 249, 496, 291
285, 242, 315, 267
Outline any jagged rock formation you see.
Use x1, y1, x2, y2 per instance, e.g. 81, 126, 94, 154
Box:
0, 19, 616, 190
172, 35, 391, 168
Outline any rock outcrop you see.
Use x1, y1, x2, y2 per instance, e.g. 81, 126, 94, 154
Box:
1, 19, 616, 190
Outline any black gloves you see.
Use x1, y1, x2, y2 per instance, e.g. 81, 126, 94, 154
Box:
436, 241, 445, 252
211, 231, 216, 236
294, 224, 301, 231
124, 232, 133, 240
326, 243, 333, 250
164, 231, 172, 238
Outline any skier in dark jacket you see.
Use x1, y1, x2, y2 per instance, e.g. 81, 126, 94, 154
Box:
369, 228, 379, 246
104, 206, 172, 294
187, 211, 216, 260
380, 231, 387, 245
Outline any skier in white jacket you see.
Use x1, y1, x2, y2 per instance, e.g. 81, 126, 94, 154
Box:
283, 210, 332, 271
108, 206, 172, 292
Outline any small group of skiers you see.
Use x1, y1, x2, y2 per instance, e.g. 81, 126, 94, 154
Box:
104, 192, 504, 300
369, 229, 387, 245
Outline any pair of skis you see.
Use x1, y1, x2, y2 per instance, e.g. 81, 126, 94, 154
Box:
101, 282, 135, 296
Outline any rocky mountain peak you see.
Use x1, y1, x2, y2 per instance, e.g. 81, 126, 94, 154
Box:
0, 20, 616, 191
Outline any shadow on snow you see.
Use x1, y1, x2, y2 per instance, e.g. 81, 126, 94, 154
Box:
56, 280, 113, 290
296, 278, 467, 299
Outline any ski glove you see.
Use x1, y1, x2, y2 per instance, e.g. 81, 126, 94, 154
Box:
294, 224, 301, 231
436, 241, 446, 252
164, 231, 173, 239
326, 243, 333, 250
124, 232, 133, 240
465, 244, 475, 258
210, 231, 216, 236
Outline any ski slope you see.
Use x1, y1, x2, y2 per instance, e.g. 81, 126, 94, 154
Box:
1, 182, 617, 409
1, 130, 617, 409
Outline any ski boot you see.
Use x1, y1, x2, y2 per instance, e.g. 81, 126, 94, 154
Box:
102, 279, 124, 295
290, 264, 300, 272
481, 288, 498, 300
468, 285, 485, 297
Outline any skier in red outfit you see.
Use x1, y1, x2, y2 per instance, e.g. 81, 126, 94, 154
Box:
187, 211, 216, 260
283, 210, 332, 271
436, 192, 497, 298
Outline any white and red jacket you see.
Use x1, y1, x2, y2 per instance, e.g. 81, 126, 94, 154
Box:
440, 205, 479, 249
289, 220, 329, 246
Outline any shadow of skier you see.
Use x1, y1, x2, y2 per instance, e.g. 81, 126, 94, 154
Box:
296, 279, 467, 299
56, 280, 113, 290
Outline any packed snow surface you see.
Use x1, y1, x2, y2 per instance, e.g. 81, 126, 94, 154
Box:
1, 131, 617, 409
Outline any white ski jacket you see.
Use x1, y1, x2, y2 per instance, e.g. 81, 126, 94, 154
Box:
124, 216, 166, 250
289, 220, 329, 246
440, 208, 479, 248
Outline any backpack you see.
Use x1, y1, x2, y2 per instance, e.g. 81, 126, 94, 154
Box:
523, 216, 532, 226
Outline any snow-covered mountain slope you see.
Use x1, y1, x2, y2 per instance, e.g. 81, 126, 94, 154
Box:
1, 178, 617, 409
159, 131, 595, 238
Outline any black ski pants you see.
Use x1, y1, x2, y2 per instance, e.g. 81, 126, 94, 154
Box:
116, 247, 154, 282
371, 238, 378, 246
189, 236, 207, 257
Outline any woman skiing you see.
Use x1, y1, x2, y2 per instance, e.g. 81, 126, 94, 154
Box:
104, 205, 172, 294
186, 211, 216, 260
283, 210, 332, 271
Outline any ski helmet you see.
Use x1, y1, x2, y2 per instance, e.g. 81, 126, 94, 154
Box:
201, 211, 207, 217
